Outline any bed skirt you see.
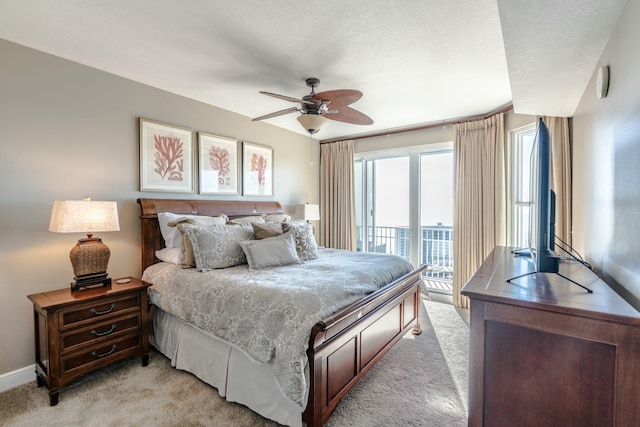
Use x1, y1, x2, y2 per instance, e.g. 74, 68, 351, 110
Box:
149, 305, 303, 427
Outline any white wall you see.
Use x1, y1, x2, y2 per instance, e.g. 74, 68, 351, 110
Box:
0, 39, 319, 374
572, 0, 640, 309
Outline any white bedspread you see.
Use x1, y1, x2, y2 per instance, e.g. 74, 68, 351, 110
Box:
142, 248, 413, 409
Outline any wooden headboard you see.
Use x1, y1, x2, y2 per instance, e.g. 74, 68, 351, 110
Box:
137, 198, 283, 271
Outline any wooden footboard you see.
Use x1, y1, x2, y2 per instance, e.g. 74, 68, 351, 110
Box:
303, 265, 426, 427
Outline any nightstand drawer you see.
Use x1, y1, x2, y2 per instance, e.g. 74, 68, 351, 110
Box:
58, 293, 140, 329
60, 314, 140, 354
60, 333, 141, 376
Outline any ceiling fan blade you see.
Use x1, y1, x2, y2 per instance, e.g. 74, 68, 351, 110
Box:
252, 107, 299, 121
325, 105, 373, 125
313, 89, 362, 107
260, 91, 314, 105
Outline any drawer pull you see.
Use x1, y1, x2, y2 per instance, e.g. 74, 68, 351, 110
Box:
91, 324, 116, 337
90, 303, 115, 316
91, 345, 116, 358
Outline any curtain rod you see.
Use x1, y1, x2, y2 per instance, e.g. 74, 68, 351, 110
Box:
319, 103, 514, 144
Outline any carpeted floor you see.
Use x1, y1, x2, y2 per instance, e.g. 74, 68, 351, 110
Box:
0, 298, 468, 426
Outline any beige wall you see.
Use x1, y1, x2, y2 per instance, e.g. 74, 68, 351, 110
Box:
572, 0, 640, 309
0, 39, 319, 374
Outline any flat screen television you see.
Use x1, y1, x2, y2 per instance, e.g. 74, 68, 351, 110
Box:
510, 118, 591, 292
528, 117, 559, 273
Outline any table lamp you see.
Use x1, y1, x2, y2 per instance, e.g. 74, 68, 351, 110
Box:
49, 198, 120, 291
295, 203, 320, 224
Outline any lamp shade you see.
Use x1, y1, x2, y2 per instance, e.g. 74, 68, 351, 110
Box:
49, 199, 120, 234
295, 203, 320, 222
297, 114, 327, 134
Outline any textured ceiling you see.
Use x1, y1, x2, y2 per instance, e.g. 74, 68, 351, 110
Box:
0, 0, 627, 140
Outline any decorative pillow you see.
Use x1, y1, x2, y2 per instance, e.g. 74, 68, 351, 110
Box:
158, 212, 228, 248
174, 223, 199, 268
263, 213, 292, 223
282, 222, 319, 261
155, 247, 181, 265
239, 231, 302, 270
252, 222, 284, 240
183, 224, 254, 271
167, 216, 230, 268
227, 215, 266, 225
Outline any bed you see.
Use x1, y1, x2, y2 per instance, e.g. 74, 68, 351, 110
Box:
137, 198, 426, 426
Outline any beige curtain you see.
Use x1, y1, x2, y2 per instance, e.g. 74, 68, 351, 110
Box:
542, 116, 572, 247
320, 139, 356, 250
452, 113, 506, 308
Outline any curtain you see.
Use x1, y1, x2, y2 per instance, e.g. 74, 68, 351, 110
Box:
320, 139, 356, 250
452, 113, 506, 308
543, 116, 572, 247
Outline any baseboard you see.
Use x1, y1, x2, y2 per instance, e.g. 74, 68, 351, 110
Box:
0, 364, 35, 393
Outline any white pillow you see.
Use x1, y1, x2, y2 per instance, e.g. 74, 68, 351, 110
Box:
183, 224, 254, 271
263, 213, 292, 223
155, 247, 181, 265
158, 212, 227, 248
239, 231, 302, 270
227, 215, 266, 225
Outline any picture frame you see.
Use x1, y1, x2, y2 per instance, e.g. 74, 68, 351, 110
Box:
198, 132, 240, 195
242, 141, 274, 197
139, 118, 195, 193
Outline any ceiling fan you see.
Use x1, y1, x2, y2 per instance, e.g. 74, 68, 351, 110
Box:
252, 78, 373, 134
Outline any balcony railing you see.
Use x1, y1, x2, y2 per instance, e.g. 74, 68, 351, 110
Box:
357, 225, 454, 293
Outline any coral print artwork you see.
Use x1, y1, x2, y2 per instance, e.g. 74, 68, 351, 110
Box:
243, 142, 273, 197
198, 133, 239, 195
139, 118, 194, 193
251, 153, 268, 185
154, 135, 184, 181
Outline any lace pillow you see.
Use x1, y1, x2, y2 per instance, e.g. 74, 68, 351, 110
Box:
239, 231, 302, 270
282, 222, 318, 261
158, 212, 228, 248
252, 222, 284, 240
183, 224, 254, 271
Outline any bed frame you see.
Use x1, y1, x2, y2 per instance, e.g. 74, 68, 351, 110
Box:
138, 198, 425, 426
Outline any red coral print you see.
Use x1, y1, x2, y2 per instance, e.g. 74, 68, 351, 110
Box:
209, 146, 231, 184
251, 153, 268, 185
153, 135, 184, 181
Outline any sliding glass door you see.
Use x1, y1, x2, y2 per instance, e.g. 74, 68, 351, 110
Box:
356, 156, 411, 255
420, 151, 454, 293
356, 145, 454, 294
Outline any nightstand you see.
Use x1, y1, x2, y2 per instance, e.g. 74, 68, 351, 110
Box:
27, 277, 152, 405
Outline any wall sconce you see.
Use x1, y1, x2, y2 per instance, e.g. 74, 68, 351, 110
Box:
295, 203, 320, 223
49, 198, 120, 291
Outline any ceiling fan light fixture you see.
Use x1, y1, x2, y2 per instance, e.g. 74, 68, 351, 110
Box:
297, 114, 327, 134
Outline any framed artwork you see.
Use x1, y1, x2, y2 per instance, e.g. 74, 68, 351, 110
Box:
242, 141, 273, 197
139, 118, 195, 193
198, 133, 240, 195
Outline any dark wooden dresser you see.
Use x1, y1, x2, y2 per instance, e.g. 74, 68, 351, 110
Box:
461, 246, 640, 427
27, 278, 152, 405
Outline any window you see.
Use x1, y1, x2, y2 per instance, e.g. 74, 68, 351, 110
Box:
507, 123, 536, 248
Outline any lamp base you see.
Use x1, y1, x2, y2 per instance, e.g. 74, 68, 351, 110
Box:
71, 273, 112, 291
69, 236, 112, 291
